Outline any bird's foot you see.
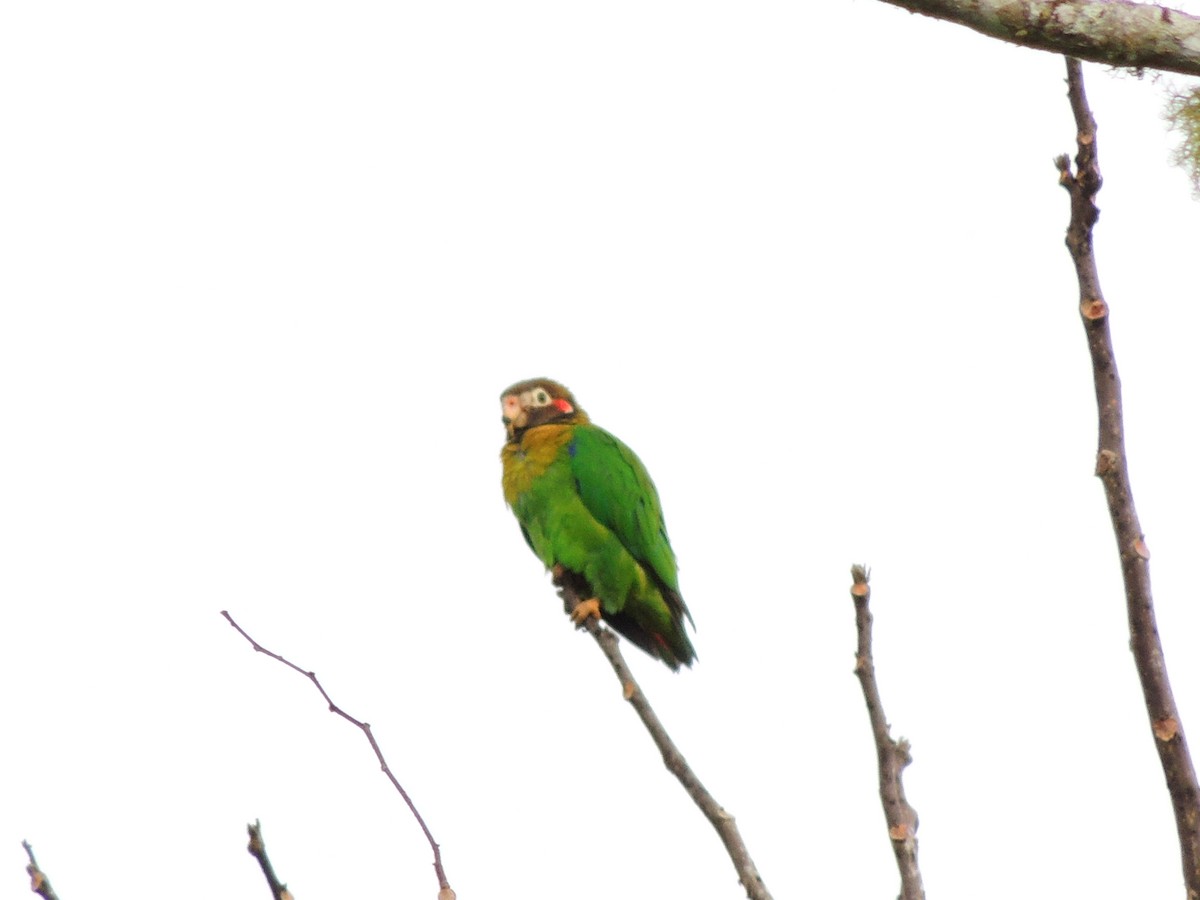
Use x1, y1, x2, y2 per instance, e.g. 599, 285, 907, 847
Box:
551, 564, 565, 583
570, 598, 602, 626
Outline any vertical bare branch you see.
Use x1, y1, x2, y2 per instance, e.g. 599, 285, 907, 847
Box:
247, 821, 293, 900
1056, 57, 1200, 898
848, 566, 924, 900
21, 842, 60, 900
222, 611, 455, 899
554, 577, 773, 900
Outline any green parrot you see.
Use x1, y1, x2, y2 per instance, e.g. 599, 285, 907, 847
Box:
499, 378, 696, 670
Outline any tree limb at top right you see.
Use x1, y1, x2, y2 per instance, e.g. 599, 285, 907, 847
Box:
879, 0, 1200, 76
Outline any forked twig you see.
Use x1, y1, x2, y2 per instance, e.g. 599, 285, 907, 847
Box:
1055, 57, 1200, 897
554, 579, 773, 900
848, 566, 924, 900
221, 611, 454, 899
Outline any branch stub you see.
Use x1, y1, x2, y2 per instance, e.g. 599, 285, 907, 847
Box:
1154, 717, 1181, 741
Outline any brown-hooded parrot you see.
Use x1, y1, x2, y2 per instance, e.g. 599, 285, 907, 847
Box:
499, 378, 696, 670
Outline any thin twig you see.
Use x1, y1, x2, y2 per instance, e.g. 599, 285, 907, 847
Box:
221, 610, 455, 899
247, 821, 292, 900
848, 566, 924, 900
553, 578, 773, 900
1056, 57, 1200, 899
21, 841, 60, 900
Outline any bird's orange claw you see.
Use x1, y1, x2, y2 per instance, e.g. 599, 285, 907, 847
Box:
570, 598, 602, 625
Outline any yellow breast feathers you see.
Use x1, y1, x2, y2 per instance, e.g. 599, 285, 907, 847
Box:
501, 425, 574, 507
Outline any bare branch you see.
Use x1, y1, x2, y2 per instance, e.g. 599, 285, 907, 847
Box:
221, 611, 455, 899
553, 577, 773, 900
247, 821, 293, 900
876, 0, 1200, 76
1056, 58, 1200, 897
21, 842, 60, 900
848, 566, 925, 900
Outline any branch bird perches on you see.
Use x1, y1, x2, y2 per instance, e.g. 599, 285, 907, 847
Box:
554, 574, 773, 900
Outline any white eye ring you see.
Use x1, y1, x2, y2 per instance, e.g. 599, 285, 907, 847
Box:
532, 389, 551, 406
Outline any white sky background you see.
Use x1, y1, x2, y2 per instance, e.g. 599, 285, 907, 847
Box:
3, 2, 1200, 898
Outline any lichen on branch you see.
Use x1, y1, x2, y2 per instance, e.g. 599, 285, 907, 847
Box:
877, 0, 1200, 76
1165, 84, 1200, 194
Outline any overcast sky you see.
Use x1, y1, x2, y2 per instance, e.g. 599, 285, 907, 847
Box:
4, 3, 1200, 899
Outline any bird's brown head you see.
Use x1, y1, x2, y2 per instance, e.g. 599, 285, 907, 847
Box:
500, 378, 586, 442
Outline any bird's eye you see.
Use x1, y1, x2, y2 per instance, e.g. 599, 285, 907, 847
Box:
534, 390, 550, 406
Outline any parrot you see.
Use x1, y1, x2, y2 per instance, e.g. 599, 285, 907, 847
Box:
499, 378, 696, 670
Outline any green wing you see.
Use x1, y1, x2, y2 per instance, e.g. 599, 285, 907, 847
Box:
567, 424, 688, 619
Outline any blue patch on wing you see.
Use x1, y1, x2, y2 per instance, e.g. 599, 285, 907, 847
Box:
568, 440, 577, 457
